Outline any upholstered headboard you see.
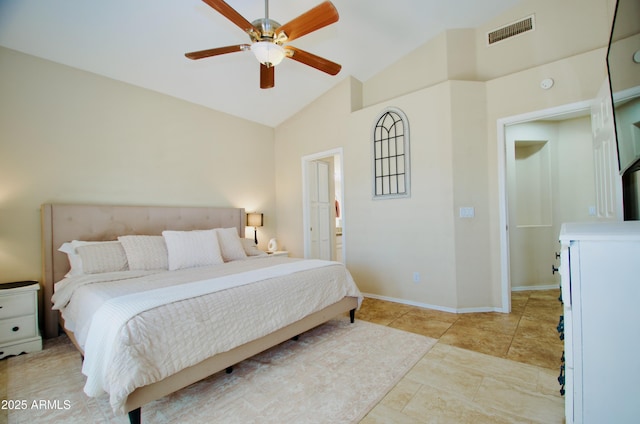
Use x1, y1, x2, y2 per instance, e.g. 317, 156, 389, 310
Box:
41, 203, 245, 338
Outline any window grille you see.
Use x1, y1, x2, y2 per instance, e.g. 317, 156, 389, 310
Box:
372, 108, 410, 199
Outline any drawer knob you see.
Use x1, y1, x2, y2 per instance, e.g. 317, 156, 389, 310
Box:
552, 265, 559, 275
12, 326, 19, 332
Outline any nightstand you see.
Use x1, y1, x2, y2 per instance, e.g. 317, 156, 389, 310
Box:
0, 281, 42, 359
267, 251, 289, 257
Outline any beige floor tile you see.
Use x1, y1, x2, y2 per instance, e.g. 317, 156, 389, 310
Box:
536, 368, 564, 398
451, 312, 521, 335
355, 298, 415, 325
405, 354, 484, 400
440, 345, 540, 391
473, 375, 564, 424
379, 378, 422, 411
361, 403, 425, 424
388, 314, 453, 339
402, 384, 532, 424
438, 324, 514, 357
356, 290, 565, 423
507, 316, 563, 369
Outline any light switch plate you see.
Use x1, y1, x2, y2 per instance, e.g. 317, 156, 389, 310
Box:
459, 207, 475, 218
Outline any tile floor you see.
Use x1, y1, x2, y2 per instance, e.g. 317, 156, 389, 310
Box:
357, 289, 565, 423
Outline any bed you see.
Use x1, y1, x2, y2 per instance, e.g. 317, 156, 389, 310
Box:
40, 203, 362, 424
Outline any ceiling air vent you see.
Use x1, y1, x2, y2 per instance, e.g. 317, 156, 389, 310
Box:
487, 15, 535, 45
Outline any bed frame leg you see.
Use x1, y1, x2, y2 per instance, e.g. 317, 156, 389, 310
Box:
350, 308, 355, 323
128, 407, 141, 424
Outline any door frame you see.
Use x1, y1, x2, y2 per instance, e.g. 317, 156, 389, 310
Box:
302, 148, 345, 261
497, 100, 592, 312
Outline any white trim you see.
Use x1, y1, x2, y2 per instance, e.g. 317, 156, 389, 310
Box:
362, 293, 503, 314
511, 284, 560, 292
301, 148, 345, 262
497, 99, 592, 314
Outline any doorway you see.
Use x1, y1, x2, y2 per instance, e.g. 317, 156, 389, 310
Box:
498, 100, 594, 311
302, 148, 345, 262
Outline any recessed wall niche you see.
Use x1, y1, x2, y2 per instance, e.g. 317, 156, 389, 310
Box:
515, 140, 552, 226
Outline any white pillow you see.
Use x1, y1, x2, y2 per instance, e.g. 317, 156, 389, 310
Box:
58, 242, 84, 276
75, 241, 129, 274
162, 229, 224, 271
118, 235, 169, 270
58, 240, 120, 276
240, 238, 267, 256
215, 228, 247, 261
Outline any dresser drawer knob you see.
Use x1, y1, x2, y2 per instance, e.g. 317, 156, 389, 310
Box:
12, 326, 19, 332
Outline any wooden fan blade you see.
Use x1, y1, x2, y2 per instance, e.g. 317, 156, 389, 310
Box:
202, 0, 256, 33
185, 44, 249, 60
285, 46, 341, 75
276, 1, 339, 42
260, 64, 275, 89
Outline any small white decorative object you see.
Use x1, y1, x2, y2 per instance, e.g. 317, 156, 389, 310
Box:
540, 78, 554, 90
267, 238, 278, 252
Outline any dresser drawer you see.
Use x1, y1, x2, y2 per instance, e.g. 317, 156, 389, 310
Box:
0, 293, 34, 319
0, 315, 37, 344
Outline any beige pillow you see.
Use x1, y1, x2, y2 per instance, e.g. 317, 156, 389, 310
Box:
215, 228, 247, 261
118, 235, 168, 270
75, 242, 129, 274
162, 229, 223, 271
241, 238, 267, 256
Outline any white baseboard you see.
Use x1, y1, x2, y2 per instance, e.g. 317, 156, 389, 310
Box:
511, 284, 559, 292
362, 293, 505, 314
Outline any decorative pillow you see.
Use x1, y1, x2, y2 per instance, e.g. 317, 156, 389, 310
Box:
59, 240, 122, 276
118, 235, 169, 270
240, 238, 267, 256
214, 228, 247, 261
75, 241, 129, 274
58, 242, 84, 276
162, 229, 224, 271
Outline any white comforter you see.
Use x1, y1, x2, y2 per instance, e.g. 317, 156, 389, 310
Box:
52, 257, 362, 414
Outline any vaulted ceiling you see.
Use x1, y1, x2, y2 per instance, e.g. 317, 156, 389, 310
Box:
0, 0, 522, 127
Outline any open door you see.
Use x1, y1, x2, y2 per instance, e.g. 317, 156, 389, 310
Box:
302, 148, 344, 262
307, 159, 333, 260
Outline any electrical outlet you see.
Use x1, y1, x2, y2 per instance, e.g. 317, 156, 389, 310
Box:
413, 272, 420, 283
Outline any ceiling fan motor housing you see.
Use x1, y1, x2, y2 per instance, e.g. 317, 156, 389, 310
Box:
250, 18, 283, 42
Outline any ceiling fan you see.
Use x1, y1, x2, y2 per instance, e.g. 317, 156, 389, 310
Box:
185, 0, 342, 89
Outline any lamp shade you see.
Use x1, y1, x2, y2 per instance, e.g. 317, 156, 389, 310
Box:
251, 41, 285, 67
247, 212, 263, 227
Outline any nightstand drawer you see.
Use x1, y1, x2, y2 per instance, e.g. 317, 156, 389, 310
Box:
0, 315, 37, 344
0, 293, 34, 319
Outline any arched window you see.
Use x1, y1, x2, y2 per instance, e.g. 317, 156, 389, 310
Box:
372, 107, 410, 199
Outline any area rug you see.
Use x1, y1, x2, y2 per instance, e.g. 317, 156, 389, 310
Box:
4, 318, 436, 423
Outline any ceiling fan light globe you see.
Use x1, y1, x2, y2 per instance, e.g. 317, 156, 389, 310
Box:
252, 41, 285, 67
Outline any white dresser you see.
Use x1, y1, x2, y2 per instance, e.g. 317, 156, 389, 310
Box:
559, 222, 640, 423
0, 281, 42, 359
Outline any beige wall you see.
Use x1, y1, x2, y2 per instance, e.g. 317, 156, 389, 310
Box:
276, 0, 615, 311
0, 47, 275, 283
274, 77, 359, 255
